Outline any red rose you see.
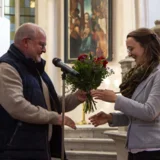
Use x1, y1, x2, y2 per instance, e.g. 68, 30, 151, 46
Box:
94, 56, 108, 67
97, 56, 105, 61
103, 60, 108, 67
78, 54, 88, 61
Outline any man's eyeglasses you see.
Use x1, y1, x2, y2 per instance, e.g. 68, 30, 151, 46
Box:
39, 42, 46, 50
27, 37, 46, 50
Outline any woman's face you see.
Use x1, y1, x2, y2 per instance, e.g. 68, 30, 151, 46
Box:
126, 37, 145, 65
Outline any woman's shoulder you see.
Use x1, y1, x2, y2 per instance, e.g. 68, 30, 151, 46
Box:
152, 64, 160, 80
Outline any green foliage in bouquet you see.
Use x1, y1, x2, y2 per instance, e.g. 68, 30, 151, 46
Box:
65, 53, 114, 113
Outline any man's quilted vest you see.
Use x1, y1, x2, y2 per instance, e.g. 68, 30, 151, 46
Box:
0, 44, 66, 160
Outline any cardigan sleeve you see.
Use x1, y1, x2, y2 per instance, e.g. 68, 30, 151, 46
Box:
0, 62, 60, 125
109, 112, 130, 127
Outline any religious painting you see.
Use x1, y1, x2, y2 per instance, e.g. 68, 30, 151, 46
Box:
64, 0, 112, 63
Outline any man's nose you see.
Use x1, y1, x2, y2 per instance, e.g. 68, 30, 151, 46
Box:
42, 47, 46, 53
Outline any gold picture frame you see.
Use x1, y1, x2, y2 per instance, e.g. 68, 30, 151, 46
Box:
64, 0, 112, 63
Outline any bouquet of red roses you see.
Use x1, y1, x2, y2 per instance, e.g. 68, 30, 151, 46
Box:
66, 53, 114, 113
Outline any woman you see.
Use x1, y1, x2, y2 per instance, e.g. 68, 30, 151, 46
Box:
89, 28, 160, 160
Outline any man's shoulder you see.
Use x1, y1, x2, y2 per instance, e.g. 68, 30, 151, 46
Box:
0, 62, 19, 75
0, 62, 14, 69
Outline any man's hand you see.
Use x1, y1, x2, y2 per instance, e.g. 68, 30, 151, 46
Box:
75, 90, 87, 102
89, 111, 112, 127
57, 114, 76, 129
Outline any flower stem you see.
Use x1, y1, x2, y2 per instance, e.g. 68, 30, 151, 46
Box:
83, 93, 97, 113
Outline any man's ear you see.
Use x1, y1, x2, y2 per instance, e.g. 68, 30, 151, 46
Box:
22, 38, 30, 48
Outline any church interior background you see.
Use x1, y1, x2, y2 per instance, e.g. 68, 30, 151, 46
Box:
0, 0, 160, 160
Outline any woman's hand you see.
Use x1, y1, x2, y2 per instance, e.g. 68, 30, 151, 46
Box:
91, 89, 117, 103
89, 111, 113, 127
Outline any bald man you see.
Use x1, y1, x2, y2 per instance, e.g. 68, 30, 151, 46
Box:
0, 23, 86, 160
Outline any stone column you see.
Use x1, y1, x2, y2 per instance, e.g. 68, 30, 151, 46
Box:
45, 0, 63, 93
119, 56, 135, 78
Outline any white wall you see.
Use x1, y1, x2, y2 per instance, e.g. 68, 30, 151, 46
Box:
0, 0, 10, 56
137, 0, 160, 28
0, 0, 2, 17
0, 17, 10, 56
148, 0, 160, 28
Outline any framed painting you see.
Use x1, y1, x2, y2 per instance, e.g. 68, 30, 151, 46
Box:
64, 0, 112, 63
